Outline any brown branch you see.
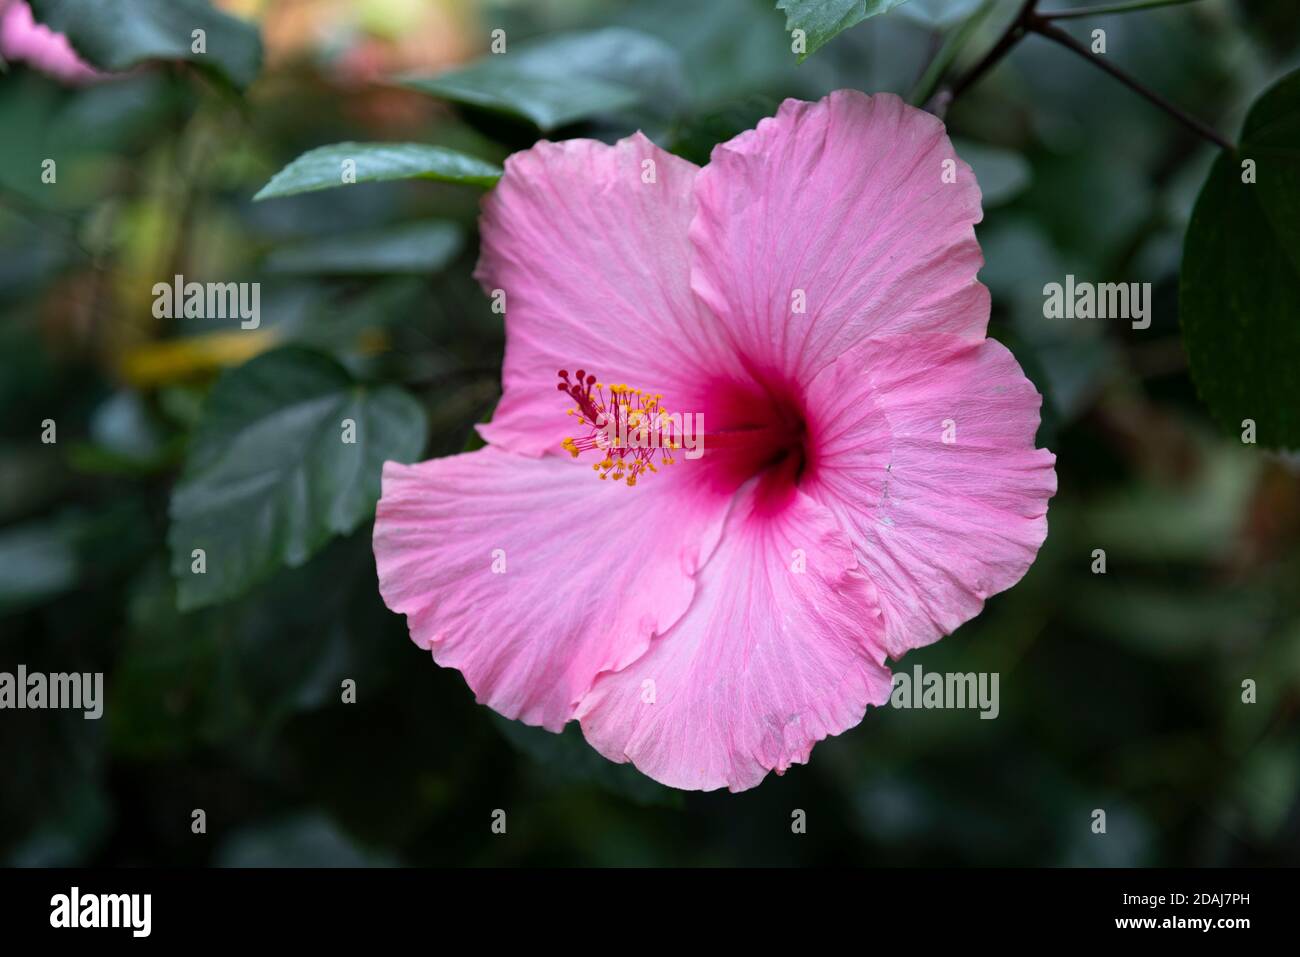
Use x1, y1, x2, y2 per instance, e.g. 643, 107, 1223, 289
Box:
1025, 13, 1234, 150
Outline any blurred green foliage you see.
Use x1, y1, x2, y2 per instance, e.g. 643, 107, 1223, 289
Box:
1, 0, 1299, 866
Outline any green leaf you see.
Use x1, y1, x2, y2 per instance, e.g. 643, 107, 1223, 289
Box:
264, 220, 463, 276
776, 0, 912, 60
253, 143, 501, 201
1181, 69, 1300, 449
668, 95, 782, 166
168, 348, 427, 610
894, 0, 982, 29
403, 28, 686, 132
616, 0, 800, 108
28, 0, 262, 90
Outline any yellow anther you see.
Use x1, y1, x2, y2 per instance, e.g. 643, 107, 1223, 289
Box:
555, 371, 682, 488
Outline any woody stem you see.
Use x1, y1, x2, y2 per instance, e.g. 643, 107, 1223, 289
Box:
1023, 13, 1235, 150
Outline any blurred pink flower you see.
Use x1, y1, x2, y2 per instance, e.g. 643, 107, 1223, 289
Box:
374, 90, 1057, 792
0, 0, 102, 84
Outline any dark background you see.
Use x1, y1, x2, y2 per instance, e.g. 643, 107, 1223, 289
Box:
2, 0, 1298, 866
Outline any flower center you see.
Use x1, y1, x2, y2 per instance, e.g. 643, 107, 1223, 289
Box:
700, 373, 811, 499
556, 369, 682, 486
555, 367, 813, 497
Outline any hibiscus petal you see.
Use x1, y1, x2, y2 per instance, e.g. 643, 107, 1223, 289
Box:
475, 133, 738, 456
373, 446, 730, 731
576, 481, 891, 792
690, 90, 988, 385
804, 334, 1057, 658
0, 1, 102, 84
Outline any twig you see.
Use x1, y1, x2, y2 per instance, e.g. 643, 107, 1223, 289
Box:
1041, 0, 1203, 20
911, 0, 999, 108
1025, 14, 1234, 150
946, 0, 1040, 105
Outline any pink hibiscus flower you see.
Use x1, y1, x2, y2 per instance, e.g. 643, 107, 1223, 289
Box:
0, 0, 102, 84
374, 90, 1057, 792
